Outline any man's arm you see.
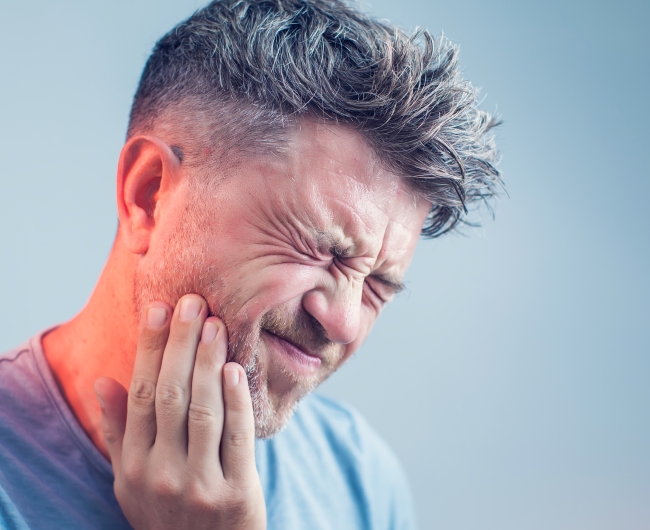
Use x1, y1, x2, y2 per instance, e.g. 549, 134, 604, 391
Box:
94, 294, 266, 530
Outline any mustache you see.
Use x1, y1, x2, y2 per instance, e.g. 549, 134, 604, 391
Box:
259, 306, 335, 356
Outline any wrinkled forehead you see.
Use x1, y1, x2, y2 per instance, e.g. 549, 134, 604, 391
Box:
258, 121, 430, 260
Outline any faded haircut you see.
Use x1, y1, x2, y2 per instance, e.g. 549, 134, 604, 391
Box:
127, 0, 502, 237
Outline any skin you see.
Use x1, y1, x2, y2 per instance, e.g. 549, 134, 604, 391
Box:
43, 120, 430, 529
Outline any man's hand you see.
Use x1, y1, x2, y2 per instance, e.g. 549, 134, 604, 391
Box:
94, 294, 266, 530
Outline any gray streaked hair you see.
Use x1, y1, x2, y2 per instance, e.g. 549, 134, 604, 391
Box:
127, 0, 502, 237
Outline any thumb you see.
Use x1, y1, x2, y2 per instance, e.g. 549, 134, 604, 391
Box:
94, 376, 128, 473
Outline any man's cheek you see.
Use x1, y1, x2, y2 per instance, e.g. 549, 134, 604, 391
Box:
225, 262, 323, 314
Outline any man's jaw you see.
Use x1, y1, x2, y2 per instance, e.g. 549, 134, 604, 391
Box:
224, 310, 343, 438
249, 326, 344, 438
224, 323, 317, 439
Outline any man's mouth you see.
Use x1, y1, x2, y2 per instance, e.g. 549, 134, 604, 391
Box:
262, 330, 322, 374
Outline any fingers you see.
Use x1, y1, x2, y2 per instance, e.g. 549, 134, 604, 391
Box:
94, 376, 128, 473
155, 294, 208, 449
221, 363, 257, 483
123, 302, 171, 454
109, 295, 267, 530
187, 318, 228, 472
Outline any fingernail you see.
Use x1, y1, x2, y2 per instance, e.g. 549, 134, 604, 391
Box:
224, 366, 240, 388
179, 298, 201, 322
147, 307, 168, 329
201, 321, 218, 343
95, 392, 105, 411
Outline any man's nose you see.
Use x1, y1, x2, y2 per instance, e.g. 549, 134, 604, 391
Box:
301, 276, 363, 345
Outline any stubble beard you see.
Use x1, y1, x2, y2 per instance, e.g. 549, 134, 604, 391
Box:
133, 258, 292, 438
131, 203, 337, 438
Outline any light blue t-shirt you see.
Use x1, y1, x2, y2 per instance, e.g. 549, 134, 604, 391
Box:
0, 333, 416, 530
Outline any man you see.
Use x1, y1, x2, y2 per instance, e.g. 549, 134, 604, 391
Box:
0, 0, 500, 528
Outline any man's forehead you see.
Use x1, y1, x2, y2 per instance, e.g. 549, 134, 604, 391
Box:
288, 120, 384, 176
283, 121, 414, 208
205, 118, 428, 276
270, 122, 423, 225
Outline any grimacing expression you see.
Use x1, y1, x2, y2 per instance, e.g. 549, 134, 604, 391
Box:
134, 121, 430, 438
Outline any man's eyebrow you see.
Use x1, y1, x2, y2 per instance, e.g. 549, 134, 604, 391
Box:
313, 231, 351, 257
371, 274, 406, 294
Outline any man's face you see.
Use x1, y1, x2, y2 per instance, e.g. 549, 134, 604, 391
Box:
135, 121, 430, 437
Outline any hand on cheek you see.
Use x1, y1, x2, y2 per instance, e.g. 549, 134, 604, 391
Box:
94, 294, 266, 530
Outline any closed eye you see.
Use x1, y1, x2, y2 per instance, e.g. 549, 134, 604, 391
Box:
364, 275, 404, 304
370, 274, 405, 297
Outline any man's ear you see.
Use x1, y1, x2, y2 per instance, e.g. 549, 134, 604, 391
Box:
116, 135, 182, 255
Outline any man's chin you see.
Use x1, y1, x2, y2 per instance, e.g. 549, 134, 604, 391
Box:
248, 341, 328, 438
252, 376, 317, 438
250, 374, 319, 439
253, 398, 299, 439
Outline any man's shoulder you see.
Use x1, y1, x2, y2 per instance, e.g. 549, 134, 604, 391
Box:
0, 332, 51, 374
0, 338, 43, 409
0, 340, 32, 369
0, 334, 132, 530
0, 334, 63, 456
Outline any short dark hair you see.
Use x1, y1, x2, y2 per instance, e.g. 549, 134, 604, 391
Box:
128, 0, 502, 237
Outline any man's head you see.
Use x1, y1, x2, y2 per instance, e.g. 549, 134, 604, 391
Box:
117, 0, 501, 437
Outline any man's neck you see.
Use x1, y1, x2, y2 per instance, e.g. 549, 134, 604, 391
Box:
43, 239, 139, 457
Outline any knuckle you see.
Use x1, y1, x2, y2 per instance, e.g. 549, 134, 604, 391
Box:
121, 459, 145, 487
226, 430, 251, 449
129, 378, 156, 407
186, 484, 219, 512
221, 492, 250, 521
151, 474, 183, 499
103, 428, 120, 445
100, 415, 121, 445
188, 402, 217, 425
156, 381, 188, 408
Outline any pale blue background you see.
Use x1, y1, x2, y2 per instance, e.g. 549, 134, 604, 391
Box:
0, 1, 648, 528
